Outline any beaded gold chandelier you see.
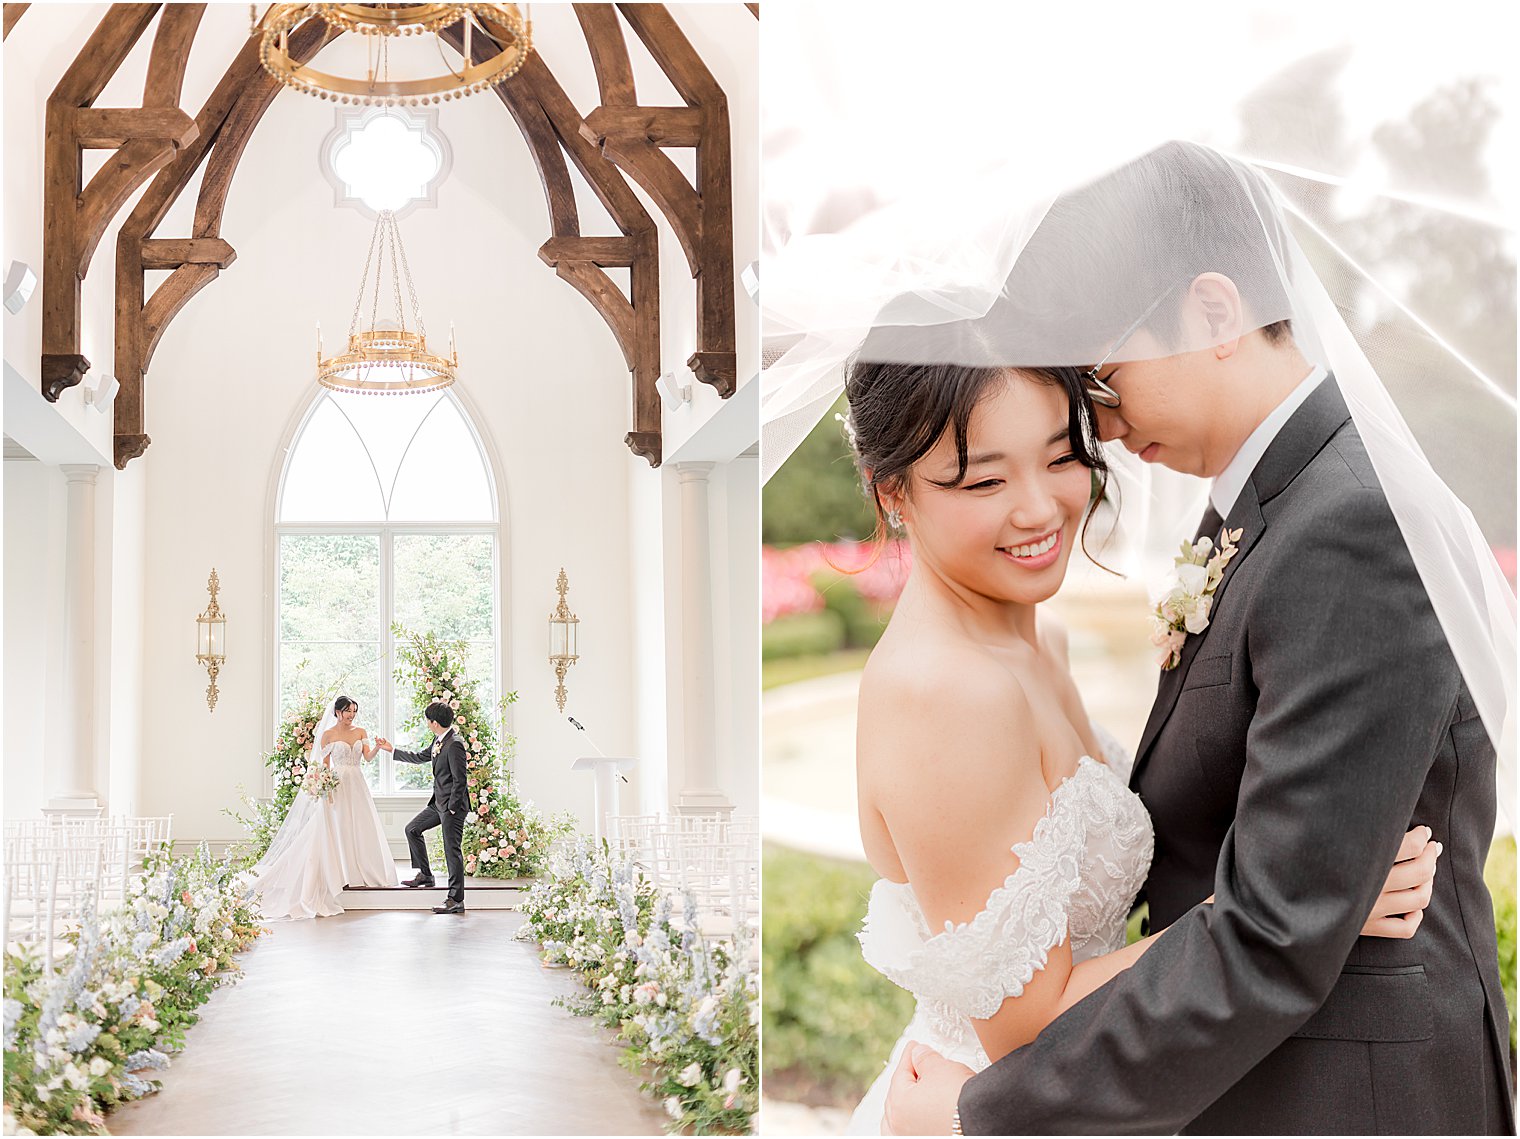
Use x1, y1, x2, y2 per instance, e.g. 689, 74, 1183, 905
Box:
318, 208, 457, 396
260, 3, 533, 107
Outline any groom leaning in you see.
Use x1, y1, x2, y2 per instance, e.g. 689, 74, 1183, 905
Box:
886, 143, 1512, 1134
377, 701, 468, 915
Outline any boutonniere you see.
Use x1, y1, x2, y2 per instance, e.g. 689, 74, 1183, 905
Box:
1149, 528, 1244, 670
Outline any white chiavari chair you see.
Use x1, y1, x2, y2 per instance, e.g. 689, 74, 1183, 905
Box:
606, 814, 661, 863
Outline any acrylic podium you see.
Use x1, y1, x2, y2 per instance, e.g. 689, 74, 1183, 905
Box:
571, 755, 638, 842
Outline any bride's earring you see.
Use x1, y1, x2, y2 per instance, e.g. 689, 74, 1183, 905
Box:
886, 506, 902, 530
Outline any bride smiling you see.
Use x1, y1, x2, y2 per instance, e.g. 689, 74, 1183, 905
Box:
841, 358, 1441, 1134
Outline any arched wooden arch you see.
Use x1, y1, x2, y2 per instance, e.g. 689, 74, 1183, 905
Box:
18, 3, 741, 469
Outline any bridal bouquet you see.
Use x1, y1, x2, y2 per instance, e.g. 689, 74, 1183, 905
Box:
300, 766, 341, 802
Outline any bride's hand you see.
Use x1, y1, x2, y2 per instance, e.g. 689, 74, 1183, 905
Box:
1362, 825, 1440, 939
883, 1042, 973, 1136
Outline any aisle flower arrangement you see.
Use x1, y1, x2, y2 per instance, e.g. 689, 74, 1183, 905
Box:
519, 839, 758, 1134
2, 845, 264, 1135
392, 625, 573, 880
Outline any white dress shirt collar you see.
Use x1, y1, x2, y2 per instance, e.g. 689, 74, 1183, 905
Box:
1211, 365, 1328, 518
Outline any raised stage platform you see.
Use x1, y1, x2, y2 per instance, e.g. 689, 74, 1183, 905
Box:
336, 862, 532, 910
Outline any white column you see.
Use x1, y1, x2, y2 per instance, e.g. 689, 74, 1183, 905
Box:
673, 462, 731, 816
48, 464, 101, 815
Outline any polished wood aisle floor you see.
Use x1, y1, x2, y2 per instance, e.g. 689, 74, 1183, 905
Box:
108, 910, 670, 1135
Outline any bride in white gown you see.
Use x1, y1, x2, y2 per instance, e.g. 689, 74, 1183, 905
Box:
839, 364, 1440, 1134
248, 696, 397, 920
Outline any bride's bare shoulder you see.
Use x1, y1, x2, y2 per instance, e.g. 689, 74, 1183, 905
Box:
861, 634, 1028, 719
858, 635, 1038, 788
859, 636, 1051, 908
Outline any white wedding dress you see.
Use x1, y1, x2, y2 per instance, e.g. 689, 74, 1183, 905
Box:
847, 738, 1154, 1134
247, 738, 397, 920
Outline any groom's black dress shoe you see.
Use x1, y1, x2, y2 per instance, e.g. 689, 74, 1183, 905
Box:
432, 901, 465, 914
402, 875, 435, 888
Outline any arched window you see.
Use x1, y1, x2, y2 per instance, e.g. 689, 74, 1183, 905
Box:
276, 389, 499, 794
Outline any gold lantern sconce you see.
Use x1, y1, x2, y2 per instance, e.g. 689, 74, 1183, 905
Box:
548, 567, 579, 714
196, 569, 227, 712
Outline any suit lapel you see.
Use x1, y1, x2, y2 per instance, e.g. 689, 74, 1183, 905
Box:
1130, 377, 1353, 789
1131, 486, 1264, 785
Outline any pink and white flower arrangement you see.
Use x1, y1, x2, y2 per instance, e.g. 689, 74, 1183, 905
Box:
1150, 528, 1243, 669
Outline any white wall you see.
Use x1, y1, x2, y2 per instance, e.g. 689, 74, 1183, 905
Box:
2, 460, 67, 817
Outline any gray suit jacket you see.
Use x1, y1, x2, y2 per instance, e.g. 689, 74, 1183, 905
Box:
392, 728, 469, 816
960, 379, 1513, 1134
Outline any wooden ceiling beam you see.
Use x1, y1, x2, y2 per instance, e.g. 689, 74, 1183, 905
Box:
72, 107, 196, 148
113, 16, 335, 467
142, 3, 203, 107
42, 3, 202, 401
584, 105, 703, 146
138, 238, 236, 269
581, 4, 737, 397
539, 236, 639, 267
573, 4, 636, 106
4, 4, 30, 40
459, 20, 664, 467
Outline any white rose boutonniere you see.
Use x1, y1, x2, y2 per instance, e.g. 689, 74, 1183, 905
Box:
1150, 528, 1243, 670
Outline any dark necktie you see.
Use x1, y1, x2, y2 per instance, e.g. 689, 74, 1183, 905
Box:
1194, 503, 1224, 544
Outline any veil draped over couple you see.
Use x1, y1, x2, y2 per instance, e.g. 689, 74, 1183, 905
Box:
248, 696, 470, 919
765, 141, 1515, 1133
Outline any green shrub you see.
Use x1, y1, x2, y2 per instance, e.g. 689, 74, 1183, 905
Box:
762, 846, 915, 1107
762, 610, 846, 662
1485, 836, 1516, 1054
814, 574, 888, 650
762, 394, 876, 546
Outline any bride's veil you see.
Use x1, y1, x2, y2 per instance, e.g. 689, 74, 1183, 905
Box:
760, 4, 1515, 822
252, 700, 341, 873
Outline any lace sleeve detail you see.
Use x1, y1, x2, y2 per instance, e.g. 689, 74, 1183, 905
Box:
1092, 722, 1134, 782
858, 807, 1084, 1021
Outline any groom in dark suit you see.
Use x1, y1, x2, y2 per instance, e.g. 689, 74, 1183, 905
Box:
377, 701, 469, 915
887, 143, 1511, 1134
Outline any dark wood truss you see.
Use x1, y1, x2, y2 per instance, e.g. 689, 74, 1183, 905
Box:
28, 3, 741, 468
42, 4, 200, 401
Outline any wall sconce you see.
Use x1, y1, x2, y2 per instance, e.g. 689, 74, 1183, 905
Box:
83, 371, 119, 413
4, 261, 37, 314
548, 567, 579, 714
196, 568, 226, 712
656, 369, 693, 411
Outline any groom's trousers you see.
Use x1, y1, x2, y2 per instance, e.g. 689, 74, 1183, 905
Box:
403, 802, 466, 905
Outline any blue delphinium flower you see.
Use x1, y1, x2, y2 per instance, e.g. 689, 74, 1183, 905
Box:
64, 1020, 102, 1053
150, 938, 189, 969
125, 1048, 170, 1072
2, 998, 22, 1048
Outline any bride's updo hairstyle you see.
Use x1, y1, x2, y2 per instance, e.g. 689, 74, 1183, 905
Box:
844, 349, 1109, 555
334, 696, 356, 715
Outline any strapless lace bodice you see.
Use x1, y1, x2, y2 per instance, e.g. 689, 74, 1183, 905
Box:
327, 739, 365, 768
857, 751, 1153, 1071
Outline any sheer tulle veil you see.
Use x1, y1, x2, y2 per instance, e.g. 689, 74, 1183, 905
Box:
760, 3, 1515, 820
254, 700, 341, 872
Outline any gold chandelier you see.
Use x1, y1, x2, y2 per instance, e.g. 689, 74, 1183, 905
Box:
260, 4, 533, 107
318, 208, 457, 396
